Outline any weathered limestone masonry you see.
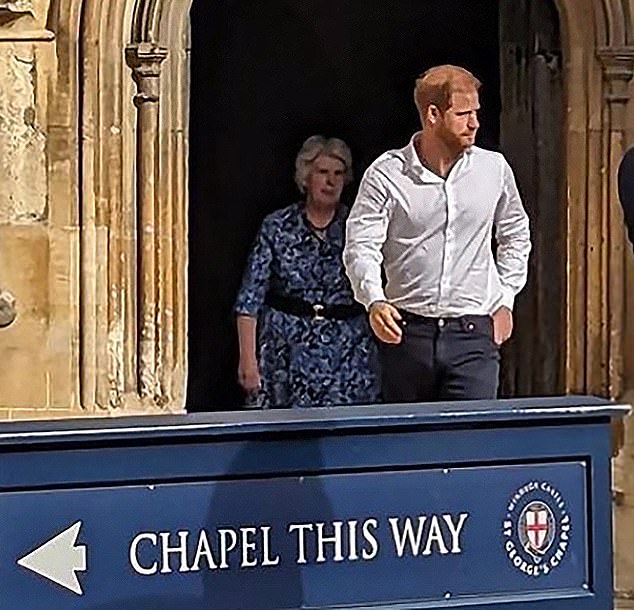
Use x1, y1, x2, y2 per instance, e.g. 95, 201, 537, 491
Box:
0, 0, 77, 420
0, 0, 190, 418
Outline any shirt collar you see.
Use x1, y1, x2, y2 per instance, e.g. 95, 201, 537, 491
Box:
403, 132, 473, 183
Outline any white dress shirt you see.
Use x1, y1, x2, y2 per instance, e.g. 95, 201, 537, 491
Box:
343, 134, 531, 317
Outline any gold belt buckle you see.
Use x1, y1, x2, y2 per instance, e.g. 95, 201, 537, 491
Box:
312, 303, 325, 321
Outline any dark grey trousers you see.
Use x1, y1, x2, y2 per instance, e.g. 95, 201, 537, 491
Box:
378, 311, 500, 402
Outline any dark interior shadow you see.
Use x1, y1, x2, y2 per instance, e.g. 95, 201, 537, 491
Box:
187, 0, 501, 411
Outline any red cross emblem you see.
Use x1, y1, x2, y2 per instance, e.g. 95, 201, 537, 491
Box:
524, 506, 550, 552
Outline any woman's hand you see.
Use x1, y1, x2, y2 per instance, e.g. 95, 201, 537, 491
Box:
236, 315, 261, 395
369, 301, 403, 344
238, 357, 262, 394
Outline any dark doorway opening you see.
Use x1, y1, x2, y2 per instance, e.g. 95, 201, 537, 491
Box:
187, 0, 501, 410
186, 0, 537, 411
498, 0, 565, 397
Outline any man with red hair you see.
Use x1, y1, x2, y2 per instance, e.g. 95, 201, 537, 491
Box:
344, 65, 531, 402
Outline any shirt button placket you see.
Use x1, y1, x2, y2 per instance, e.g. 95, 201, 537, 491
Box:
439, 184, 453, 307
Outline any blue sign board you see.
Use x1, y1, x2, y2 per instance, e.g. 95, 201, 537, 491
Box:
3, 463, 586, 609
0, 396, 627, 609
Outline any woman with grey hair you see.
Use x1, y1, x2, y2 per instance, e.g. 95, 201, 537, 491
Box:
234, 135, 379, 408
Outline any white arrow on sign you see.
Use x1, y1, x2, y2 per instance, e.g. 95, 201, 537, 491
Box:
17, 521, 87, 595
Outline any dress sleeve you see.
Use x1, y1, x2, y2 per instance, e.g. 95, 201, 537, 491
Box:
234, 218, 275, 316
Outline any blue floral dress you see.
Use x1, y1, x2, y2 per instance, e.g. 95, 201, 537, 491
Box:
234, 203, 380, 408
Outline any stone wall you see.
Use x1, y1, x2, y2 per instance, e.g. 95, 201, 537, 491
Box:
0, 0, 77, 418
0, 45, 46, 222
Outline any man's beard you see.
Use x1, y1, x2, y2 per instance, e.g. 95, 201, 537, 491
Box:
438, 125, 470, 154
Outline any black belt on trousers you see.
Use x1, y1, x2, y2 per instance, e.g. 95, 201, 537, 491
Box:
265, 293, 364, 320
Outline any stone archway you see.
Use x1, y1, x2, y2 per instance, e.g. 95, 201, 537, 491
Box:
550, 0, 634, 400
45, 0, 192, 412
44, 0, 634, 413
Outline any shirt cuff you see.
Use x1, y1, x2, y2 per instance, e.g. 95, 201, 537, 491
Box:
498, 287, 515, 311
361, 283, 388, 311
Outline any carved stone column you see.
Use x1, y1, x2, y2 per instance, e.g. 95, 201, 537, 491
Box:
125, 43, 168, 403
597, 47, 634, 399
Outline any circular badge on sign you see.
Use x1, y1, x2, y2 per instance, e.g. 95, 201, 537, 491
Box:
502, 481, 571, 577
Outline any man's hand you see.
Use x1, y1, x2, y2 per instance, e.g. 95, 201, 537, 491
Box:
491, 306, 513, 345
369, 301, 403, 344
